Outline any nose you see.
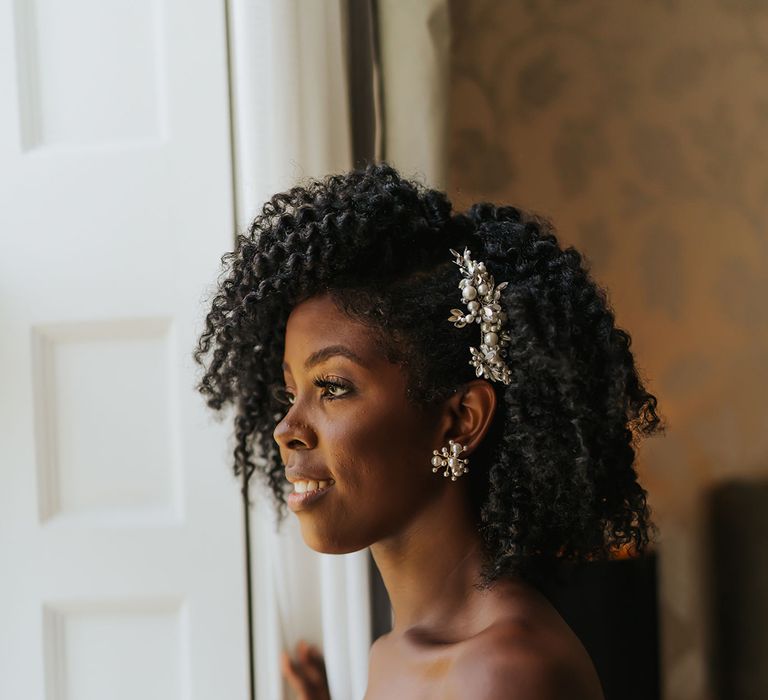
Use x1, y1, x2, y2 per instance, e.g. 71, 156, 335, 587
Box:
273, 409, 317, 452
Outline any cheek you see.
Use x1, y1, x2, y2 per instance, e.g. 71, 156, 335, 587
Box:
331, 404, 435, 494
297, 406, 439, 554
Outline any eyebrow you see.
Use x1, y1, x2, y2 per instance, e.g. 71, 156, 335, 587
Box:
282, 344, 369, 373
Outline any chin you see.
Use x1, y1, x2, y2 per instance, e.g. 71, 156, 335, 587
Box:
299, 520, 370, 555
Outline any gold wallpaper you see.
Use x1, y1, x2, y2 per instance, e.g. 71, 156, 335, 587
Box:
447, 1, 768, 698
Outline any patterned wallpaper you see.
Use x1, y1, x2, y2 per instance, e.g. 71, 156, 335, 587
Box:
447, 1, 768, 699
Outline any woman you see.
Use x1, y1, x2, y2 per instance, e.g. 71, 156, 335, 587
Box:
194, 163, 660, 699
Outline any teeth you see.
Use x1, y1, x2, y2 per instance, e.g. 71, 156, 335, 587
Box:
292, 479, 334, 494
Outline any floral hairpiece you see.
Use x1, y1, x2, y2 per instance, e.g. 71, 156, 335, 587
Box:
447, 248, 512, 385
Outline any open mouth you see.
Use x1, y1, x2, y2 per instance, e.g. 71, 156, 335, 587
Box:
291, 478, 334, 494
287, 480, 335, 511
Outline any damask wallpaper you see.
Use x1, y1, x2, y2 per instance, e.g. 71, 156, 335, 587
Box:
447, 2, 768, 699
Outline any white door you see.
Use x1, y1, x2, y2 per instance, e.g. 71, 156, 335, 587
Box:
0, 1, 249, 699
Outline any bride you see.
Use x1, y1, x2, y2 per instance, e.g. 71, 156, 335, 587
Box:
194, 163, 660, 699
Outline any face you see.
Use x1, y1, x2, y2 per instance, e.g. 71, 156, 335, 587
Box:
273, 293, 446, 554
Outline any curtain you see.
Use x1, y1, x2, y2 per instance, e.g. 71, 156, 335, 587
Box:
226, 1, 450, 697
376, 0, 451, 190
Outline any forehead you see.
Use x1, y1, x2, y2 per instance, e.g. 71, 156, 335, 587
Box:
283, 293, 380, 366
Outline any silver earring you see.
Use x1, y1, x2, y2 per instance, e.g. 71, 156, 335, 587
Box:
431, 439, 469, 481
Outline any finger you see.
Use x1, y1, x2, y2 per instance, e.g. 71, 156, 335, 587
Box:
306, 645, 328, 680
302, 661, 325, 687
298, 641, 322, 664
288, 643, 324, 685
295, 641, 327, 688
279, 651, 296, 682
297, 640, 318, 670
280, 650, 307, 693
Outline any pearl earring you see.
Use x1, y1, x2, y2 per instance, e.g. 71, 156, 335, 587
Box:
431, 439, 469, 481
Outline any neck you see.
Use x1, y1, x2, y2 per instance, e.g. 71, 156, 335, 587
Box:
369, 483, 492, 638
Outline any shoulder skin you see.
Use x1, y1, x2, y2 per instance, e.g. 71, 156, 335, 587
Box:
444, 622, 604, 700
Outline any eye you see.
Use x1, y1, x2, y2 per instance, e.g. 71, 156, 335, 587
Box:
313, 375, 353, 401
271, 384, 295, 406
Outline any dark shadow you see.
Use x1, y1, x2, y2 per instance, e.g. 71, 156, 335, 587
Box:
706, 478, 768, 700
538, 552, 661, 700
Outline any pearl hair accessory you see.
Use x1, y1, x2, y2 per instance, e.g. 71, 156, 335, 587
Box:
447, 248, 512, 385
431, 439, 469, 481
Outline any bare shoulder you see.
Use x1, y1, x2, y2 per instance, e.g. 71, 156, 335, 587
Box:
445, 620, 604, 700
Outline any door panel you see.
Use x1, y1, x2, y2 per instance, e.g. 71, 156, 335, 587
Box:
0, 1, 249, 698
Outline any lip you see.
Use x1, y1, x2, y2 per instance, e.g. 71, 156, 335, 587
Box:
285, 466, 334, 483
287, 483, 335, 512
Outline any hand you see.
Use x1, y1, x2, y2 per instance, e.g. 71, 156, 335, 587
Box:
281, 639, 332, 700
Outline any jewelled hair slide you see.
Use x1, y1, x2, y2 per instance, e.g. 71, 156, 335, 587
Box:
447, 248, 512, 385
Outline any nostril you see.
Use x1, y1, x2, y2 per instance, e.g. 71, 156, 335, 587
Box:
274, 417, 317, 451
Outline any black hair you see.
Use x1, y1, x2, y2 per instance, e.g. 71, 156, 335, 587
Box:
194, 162, 661, 587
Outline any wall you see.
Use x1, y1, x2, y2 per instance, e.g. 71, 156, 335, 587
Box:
447, 2, 768, 699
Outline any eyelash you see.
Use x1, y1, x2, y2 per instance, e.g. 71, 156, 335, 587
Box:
278, 375, 353, 405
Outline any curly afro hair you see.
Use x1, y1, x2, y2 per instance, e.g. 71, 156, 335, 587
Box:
194, 162, 661, 587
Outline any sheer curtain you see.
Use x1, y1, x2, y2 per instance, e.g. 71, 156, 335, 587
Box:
226, 1, 450, 697
377, 0, 451, 189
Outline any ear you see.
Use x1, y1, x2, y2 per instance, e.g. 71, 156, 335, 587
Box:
439, 379, 498, 455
